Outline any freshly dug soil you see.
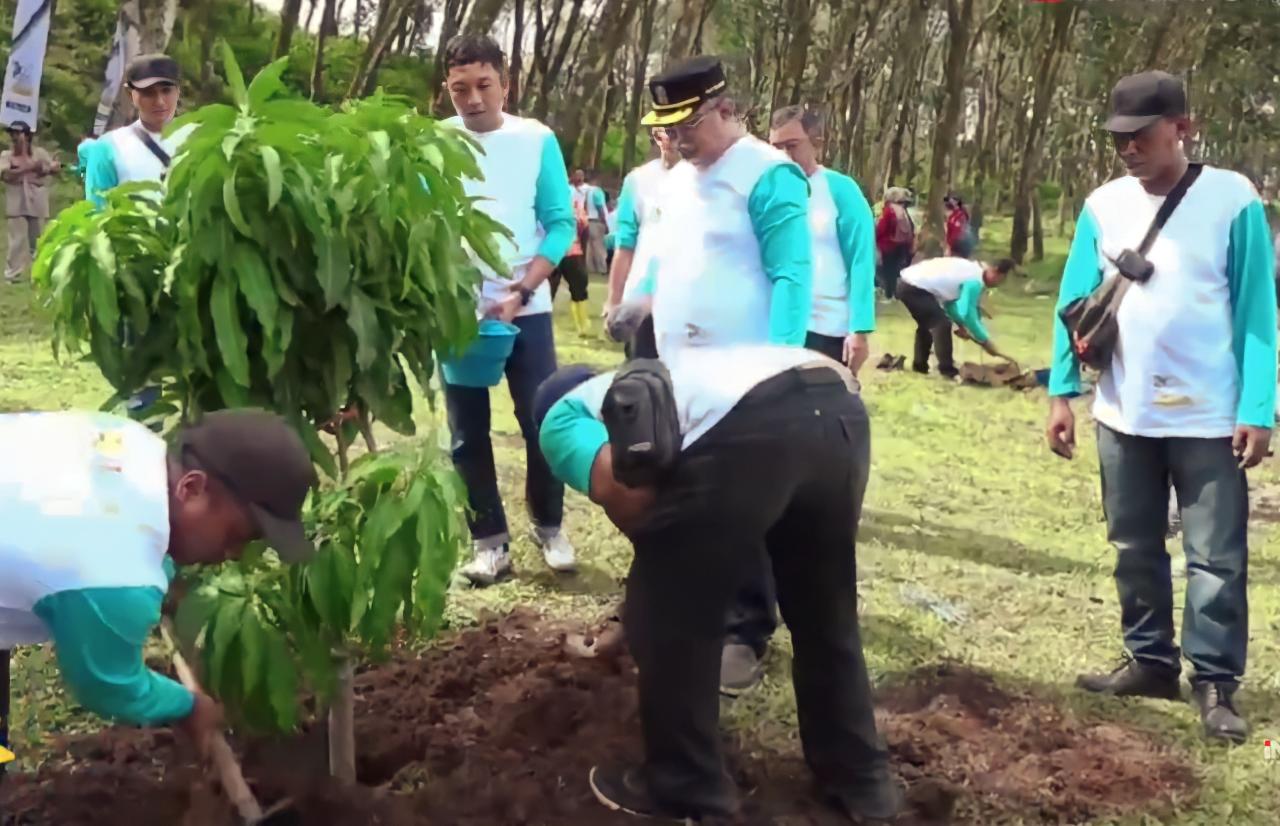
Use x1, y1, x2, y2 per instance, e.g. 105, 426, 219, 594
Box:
0, 610, 1196, 825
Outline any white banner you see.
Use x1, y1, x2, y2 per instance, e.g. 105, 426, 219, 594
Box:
0, 0, 53, 130
91, 2, 140, 137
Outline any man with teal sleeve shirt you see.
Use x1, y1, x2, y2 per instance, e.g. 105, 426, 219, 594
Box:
441, 34, 579, 586
769, 105, 876, 373
0, 409, 316, 758
897, 256, 1018, 378
635, 56, 813, 693
1046, 71, 1276, 744
532, 347, 902, 823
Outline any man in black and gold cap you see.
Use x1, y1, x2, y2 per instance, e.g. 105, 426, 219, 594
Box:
0, 409, 316, 759
621, 56, 817, 698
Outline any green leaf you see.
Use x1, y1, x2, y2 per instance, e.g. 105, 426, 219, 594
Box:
247, 58, 289, 108
296, 419, 338, 479
263, 628, 299, 730
223, 168, 254, 238
87, 261, 120, 338
220, 41, 248, 108
305, 546, 341, 630
239, 606, 266, 697
210, 269, 251, 387
207, 597, 246, 696
345, 289, 380, 370
172, 587, 219, 652
317, 236, 351, 309
261, 145, 283, 211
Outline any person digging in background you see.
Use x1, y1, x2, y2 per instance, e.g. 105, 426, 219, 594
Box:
441, 34, 579, 585
897, 256, 1018, 378
636, 55, 814, 696
534, 345, 903, 822
0, 123, 59, 285
875, 186, 915, 300
0, 409, 316, 757
1046, 71, 1276, 744
769, 105, 877, 373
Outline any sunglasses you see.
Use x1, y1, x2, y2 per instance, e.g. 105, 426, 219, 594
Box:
1110, 122, 1157, 152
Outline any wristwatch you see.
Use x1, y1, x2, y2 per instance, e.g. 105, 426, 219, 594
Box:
517, 285, 534, 306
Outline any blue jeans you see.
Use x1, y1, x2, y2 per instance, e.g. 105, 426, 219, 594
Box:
1097, 424, 1249, 685
444, 312, 563, 545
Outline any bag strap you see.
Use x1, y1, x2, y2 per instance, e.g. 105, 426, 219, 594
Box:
1135, 162, 1202, 256
132, 124, 171, 169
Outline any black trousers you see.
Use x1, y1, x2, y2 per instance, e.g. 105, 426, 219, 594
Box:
878, 245, 912, 300
805, 330, 845, 362
896, 280, 956, 377
549, 254, 589, 302
623, 369, 888, 815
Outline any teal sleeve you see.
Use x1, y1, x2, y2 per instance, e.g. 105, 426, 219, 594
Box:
539, 395, 609, 495
1049, 206, 1105, 397
748, 163, 813, 346
83, 140, 118, 208
534, 133, 575, 265
944, 280, 991, 344
1227, 199, 1278, 428
33, 587, 195, 726
828, 171, 877, 333
591, 187, 606, 213
615, 174, 640, 250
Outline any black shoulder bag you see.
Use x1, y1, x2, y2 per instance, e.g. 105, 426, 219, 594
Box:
1060, 162, 1202, 371
132, 124, 172, 169
601, 359, 682, 487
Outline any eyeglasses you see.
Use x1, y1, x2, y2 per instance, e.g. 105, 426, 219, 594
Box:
1110, 122, 1156, 152
665, 109, 712, 139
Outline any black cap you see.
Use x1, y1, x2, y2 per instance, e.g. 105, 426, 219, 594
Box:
6, 121, 31, 134
642, 56, 727, 127
533, 366, 598, 431
126, 54, 180, 90
177, 409, 318, 562
1105, 70, 1186, 133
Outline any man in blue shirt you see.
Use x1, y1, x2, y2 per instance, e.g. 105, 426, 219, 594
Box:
535, 347, 902, 823
0, 410, 315, 759
1047, 71, 1276, 743
441, 35, 579, 585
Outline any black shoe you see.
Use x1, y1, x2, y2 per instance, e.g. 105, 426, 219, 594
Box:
891, 355, 906, 371
911, 363, 929, 375
589, 764, 699, 822
1076, 655, 1181, 699
720, 643, 764, 697
875, 354, 895, 371
820, 775, 905, 822
1192, 681, 1249, 744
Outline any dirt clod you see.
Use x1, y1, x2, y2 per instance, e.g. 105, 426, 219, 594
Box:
0, 612, 1195, 825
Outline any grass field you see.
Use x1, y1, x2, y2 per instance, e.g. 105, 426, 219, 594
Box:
4, 215, 1280, 823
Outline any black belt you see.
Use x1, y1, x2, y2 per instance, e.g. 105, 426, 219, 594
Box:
738, 366, 848, 409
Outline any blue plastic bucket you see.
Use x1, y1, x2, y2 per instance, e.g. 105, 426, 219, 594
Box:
441, 320, 520, 388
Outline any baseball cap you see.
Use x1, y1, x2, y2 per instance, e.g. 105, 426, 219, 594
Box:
1104, 70, 1186, 133
642, 56, 727, 127
176, 409, 318, 562
126, 54, 180, 90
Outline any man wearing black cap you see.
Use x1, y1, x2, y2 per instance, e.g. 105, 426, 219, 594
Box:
84, 54, 192, 206
0, 409, 316, 755
1047, 70, 1276, 743
638, 55, 814, 694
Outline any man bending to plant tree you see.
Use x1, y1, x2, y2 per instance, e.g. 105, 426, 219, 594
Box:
0, 409, 316, 756
442, 34, 579, 585
532, 347, 903, 822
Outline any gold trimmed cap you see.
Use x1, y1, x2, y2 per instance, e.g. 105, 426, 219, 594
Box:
641, 56, 727, 127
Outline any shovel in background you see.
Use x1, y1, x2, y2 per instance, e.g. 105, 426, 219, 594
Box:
160, 620, 299, 826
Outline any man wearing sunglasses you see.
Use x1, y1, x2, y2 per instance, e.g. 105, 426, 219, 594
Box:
1046, 71, 1276, 743
0, 409, 316, 758
84, 54, 193, 207
634, 56, 814, 695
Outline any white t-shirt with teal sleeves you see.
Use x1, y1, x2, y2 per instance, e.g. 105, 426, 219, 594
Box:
647, 136, 813, 358
538, 346, 852, 496
83, 120, 196, 207
1049, 166, 1277, 437
445, 113, 576, 317
0, 412, 194, 725
808, 166, 877, 337
614, 158, 687, 301
900, 257, 992, 343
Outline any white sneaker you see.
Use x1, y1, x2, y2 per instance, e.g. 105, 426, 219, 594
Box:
460, 544, 513, 586
535, 529, 577, 573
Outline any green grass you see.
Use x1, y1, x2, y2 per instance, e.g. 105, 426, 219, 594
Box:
6, 222, 1280, 822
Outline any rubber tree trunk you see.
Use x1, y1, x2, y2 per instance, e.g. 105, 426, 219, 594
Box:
555, 0, 641, 166
347, 0, 416, 98
276, 0, 304, 58
620, 0, 656, 178
868, 0, 930, 198
310, 0, 338, 101
508, 0, 526, 113
924, 0, 975, 246
533, 0, 587, 122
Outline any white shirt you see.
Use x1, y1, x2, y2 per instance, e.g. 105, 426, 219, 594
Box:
100, 119, 195, 184
900, 257, 984, 302
620, 158, 687, 300
1087, 168, 1257, 437
808, 167, 849, 337
0, 413, 170, 647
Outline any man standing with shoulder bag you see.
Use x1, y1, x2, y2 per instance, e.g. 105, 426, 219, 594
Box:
1046, 71, 1276, 743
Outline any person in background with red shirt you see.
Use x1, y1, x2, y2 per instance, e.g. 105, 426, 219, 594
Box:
875, 187, 915, 301
944, 192, 973, 257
